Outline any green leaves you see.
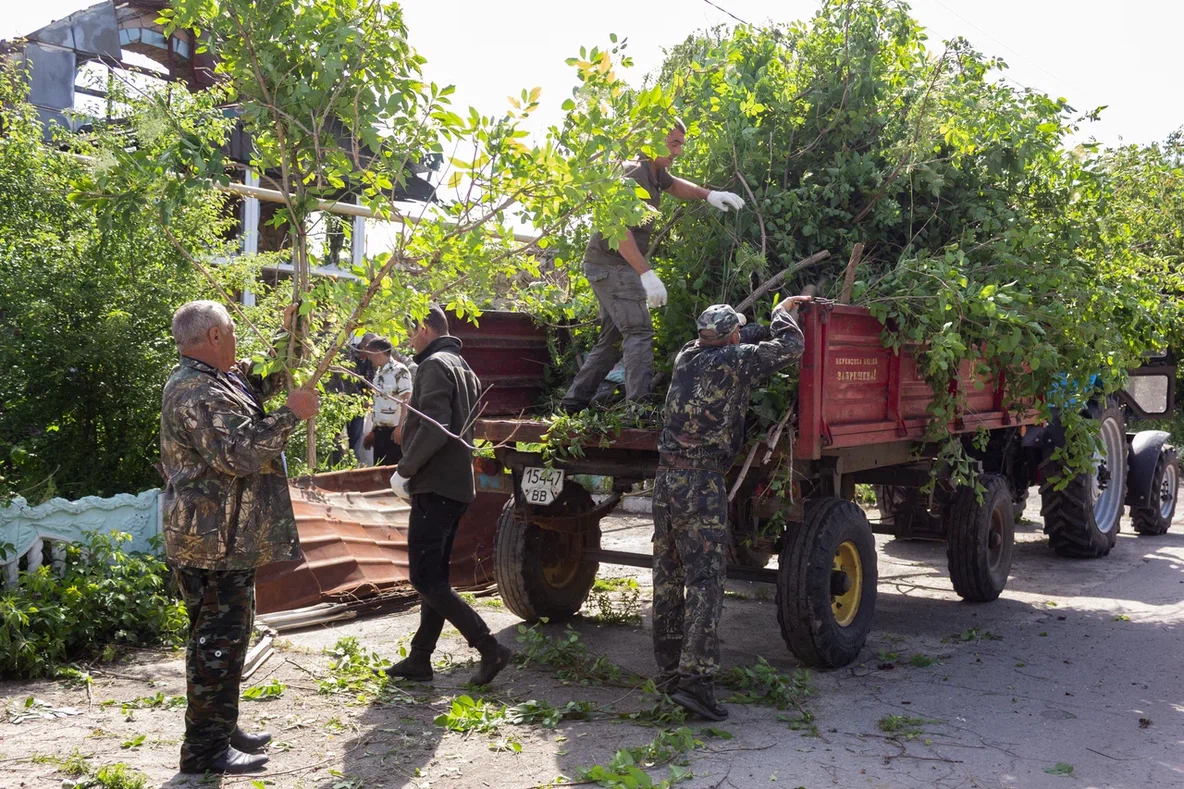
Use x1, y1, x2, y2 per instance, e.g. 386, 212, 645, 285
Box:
0, 532, 186, 679
241, 679, 286, 701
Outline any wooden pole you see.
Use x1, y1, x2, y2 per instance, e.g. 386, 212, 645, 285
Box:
839, 242, 865, 305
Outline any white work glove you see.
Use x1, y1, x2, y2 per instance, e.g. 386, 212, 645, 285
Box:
639, 270, 668, 309
390, 471, 412, 501
706, 190, 745, 213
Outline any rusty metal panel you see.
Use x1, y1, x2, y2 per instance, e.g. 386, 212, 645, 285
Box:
255, 465, 504, 615
449, 311, 550, 415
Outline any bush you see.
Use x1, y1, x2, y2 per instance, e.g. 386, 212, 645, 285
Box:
0, 532, 186, 679
0, 60, 227, 503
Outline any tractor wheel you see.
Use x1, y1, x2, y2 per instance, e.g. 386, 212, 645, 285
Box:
1040, 405, 1127, 558
1132, 447, 1178, 536
776, 498, 877, 668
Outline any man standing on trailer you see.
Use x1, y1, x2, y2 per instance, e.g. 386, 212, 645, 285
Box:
652, 297, 810, 720
560, 120, 748, 413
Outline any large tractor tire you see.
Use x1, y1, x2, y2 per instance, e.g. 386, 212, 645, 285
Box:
493, 484, 600, 622
1132, 447, 1179, 536
945, 474, 1015, 602
776, 498, 877, 668
1040, 405, 1127, 558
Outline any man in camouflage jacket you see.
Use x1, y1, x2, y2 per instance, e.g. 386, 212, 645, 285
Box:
653, 297, 810, 721
160, 300, 319, 775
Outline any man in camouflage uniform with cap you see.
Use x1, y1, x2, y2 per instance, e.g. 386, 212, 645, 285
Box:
653, 296, 810, 720
160, 300, 319, 774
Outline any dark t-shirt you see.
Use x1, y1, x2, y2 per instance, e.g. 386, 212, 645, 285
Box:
584, 160, 675, 270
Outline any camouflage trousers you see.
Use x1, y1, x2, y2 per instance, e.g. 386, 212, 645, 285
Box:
562, 262, 655, 407
173, 566, 255, 771
652, 469, 728, 693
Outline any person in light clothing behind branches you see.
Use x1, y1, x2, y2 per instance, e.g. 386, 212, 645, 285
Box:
362, 336, 412, 466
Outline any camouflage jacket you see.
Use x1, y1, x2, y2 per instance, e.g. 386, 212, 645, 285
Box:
658, 311, 805, 473
160, 356, 304, 570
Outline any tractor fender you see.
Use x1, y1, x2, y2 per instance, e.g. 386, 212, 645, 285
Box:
1126, 431, 1172, 509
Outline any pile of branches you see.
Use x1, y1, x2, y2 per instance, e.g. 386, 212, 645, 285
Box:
552, 0, 1181, 480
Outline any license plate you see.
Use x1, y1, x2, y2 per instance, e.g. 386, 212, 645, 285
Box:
520, 466, 564, 506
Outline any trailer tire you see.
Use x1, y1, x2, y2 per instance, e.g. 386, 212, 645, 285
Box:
945, 474, 1014, 602
1132, 447, 1178, 536
1040, 405, 1127, 558
494, 486, 600, 622
776, 498, 877, 668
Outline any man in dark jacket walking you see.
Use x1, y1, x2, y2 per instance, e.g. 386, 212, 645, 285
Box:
386, 306, 512, 685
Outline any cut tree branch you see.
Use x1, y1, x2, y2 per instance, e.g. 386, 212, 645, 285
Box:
737, 250, 831, 313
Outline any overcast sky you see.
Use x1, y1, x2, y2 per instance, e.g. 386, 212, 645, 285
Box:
5, 0, 1181, 147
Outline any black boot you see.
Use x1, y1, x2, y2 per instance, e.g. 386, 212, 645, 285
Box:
230, 727, 272, 753
671, 684, 728, 722
204, 747, 269, 775
469, 640, 512, 686
559, 401, 589, 415
385, 649, 433, 682
652, 670, 679, 694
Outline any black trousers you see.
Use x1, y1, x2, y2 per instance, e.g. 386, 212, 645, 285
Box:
373, 426, 403, 467
407, 492, 492, 654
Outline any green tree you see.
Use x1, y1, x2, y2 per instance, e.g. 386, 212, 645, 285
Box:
78, 0, 682, 472
605, 0, 1177, 481
0, 62, 228, 501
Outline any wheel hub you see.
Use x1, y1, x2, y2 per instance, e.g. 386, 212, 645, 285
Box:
541, 528, 584, 589
1090, 415, 1126, 534
830, 540, 863, 628
1161, 462, 1178, 520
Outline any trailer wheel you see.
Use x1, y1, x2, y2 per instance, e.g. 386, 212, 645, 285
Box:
1040, 405, 1127, 558
1132, 447, 1178, 536
776, 498, 877, 668
494, 485, 600, 622
945, 474, 1014, 602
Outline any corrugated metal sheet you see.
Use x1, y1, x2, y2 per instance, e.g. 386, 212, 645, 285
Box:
255, 465, 506, 615
449, 311, 550, 415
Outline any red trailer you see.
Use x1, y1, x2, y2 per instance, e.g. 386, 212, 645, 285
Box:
467, 303, 1177, 668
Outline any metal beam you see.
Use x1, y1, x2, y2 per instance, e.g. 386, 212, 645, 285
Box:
70, 152, 537, 243
586, 548, 779, 584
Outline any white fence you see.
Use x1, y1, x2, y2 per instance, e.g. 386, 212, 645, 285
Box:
0, 489, 162, 586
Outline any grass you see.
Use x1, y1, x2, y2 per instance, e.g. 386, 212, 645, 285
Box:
909, 654, 937, 668
878, 715, 930, 739
583, 577, 642, 625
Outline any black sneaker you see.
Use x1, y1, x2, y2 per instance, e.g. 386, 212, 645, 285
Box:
385, 650, 433, 682
469, 643, 512, 686
671, 686, 728, 721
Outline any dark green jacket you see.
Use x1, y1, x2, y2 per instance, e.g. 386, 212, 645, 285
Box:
397, 336, 481, 503
659, 311, 805, 473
